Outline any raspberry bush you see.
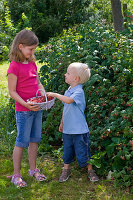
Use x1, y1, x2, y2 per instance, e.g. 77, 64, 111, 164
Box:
36, 20, 133, 190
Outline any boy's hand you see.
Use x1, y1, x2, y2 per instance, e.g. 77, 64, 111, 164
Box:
47, 92, 56, 98
59, 122, 63, 132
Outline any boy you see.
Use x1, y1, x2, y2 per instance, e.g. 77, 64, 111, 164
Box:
47, 62, 99, 182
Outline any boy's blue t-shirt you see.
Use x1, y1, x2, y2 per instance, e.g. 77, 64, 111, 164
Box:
63, 84, 89, 134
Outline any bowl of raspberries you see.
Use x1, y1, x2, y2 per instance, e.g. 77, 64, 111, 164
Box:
27, 89, 55, 110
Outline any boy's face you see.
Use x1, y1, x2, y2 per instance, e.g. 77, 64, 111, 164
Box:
65, 66, 77, 86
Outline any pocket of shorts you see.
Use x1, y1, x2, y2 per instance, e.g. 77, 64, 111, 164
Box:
81, 133, 89, 145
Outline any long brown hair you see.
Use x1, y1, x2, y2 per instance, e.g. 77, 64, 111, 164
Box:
9, 29, 39, 62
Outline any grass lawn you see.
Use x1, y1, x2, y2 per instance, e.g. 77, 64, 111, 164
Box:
0, 153, 133, 200
0, 61, 9, 93
0, 61, 133, 200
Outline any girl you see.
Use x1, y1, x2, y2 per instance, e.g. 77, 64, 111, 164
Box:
7, 29, 46, 187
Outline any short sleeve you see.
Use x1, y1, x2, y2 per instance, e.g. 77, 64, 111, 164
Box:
7, 61, 19, 77
32, 62, 37, 72
70, 90, 83, 106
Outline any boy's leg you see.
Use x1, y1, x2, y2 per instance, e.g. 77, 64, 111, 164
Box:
74, 133, 99, 182
74, 133, 91, 168
59, 134, 74, 182
64, 163, 70, 169
59, 163, 71, 182
88, 165, 99, 182
62, 134, 75, 164
88, 164, 92, 171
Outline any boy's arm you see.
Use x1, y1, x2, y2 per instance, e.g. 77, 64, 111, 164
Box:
59, 116, 63, 132
47, 92, 74, 104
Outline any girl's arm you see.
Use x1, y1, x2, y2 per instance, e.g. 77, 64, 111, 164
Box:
36, 73, 45, 95
47, 92, 74, 104
8, 73, 40, 111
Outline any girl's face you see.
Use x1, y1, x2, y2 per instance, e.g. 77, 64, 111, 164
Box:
65, 66, 77, 86
19, 44, 37, 60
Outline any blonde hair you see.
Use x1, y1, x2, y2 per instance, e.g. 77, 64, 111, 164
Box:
69, 62, 91, 84
9, 29, 39, 62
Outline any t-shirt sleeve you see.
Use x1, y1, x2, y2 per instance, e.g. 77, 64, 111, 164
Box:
70, 90, 83, 106
33, 62, 37, 72
7, 61, 19, 77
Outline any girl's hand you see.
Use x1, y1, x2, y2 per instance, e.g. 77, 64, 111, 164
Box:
59, 122, 63, 132
26, 102, 40, 111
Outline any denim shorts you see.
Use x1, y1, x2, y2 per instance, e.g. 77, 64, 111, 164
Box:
15, 110, 42, 148
62, 133, 91, 167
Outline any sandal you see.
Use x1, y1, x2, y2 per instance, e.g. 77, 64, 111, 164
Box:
88, 169, 99, 182
7, 174, 27, 187
28, 169, 46, 181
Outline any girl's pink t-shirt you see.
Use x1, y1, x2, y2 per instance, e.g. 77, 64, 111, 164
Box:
7, 60, 40, 111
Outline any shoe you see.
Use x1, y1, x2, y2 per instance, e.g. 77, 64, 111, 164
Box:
10, 174, 27, 187
88, 169, 99, 182
59, 169, 71, 182
28, 168, 46, 181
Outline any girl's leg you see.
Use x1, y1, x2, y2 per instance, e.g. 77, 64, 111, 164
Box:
28, 142, 46, 181
12, 146, 27, 187
28, 142, 38, 170
28, 111, 41, 170
13, 146, 23, 174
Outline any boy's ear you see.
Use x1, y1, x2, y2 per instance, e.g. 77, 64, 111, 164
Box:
75, 76, 80, 83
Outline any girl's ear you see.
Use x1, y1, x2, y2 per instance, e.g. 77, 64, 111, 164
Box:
18, 44, 23, 50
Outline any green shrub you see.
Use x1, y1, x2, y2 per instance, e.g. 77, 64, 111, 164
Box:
0, 97, 16, 154
0, 2, 17, 61
7, 0, 91, 42
37, 20, 133, 189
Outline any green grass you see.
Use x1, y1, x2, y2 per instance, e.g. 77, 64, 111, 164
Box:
0, 61, 9, 106
0, 61, 133, 200
0, 61, 8, 90
0, 155, 133, 200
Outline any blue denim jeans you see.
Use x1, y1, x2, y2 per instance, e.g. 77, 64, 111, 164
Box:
62, 133, 91, 167
15, 111, 42, 148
